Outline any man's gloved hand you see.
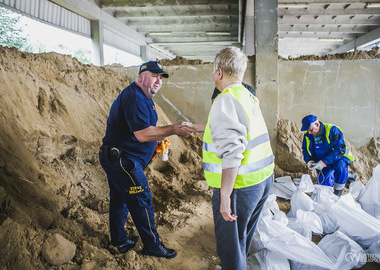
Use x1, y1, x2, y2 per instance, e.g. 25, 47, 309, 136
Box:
307, 160, 316, 170
312, 160, 327, 171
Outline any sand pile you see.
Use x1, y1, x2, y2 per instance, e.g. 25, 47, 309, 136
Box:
280, 46, 380, 61
0, 46, 215, 269
0, 45, 378, 269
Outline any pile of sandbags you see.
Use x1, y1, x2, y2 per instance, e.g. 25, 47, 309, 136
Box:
249, 164, 380, 269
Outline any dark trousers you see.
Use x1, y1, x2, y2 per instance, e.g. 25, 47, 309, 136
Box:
99, 153, 161, 249
212, 174, 274, 270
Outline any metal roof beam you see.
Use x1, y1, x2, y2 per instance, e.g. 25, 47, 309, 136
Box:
279, 16, 380, 25
135, 24, 239, 32
49, 0, 149, 45
329, 26, 380, 53
124, 17, 238, 26
278, 32, 357, 39
150, 36, 238, 43
279, 8, 380, 16
101, 0, 236, 8
278, 0, 380, 4
279, 24, 370, 33
114, 8, 238, 18
149, 41, 241, 46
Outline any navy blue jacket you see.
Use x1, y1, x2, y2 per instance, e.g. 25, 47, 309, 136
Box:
102, 82, 157, 168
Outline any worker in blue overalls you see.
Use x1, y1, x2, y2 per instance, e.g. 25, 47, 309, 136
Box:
99, 61, 194, 258
301, 114, 354, 197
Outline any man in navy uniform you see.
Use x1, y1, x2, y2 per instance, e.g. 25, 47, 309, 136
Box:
99, 61, 194, 258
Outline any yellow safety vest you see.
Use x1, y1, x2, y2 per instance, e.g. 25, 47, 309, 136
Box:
203, 85, 274, 189
304, 123, 354, 163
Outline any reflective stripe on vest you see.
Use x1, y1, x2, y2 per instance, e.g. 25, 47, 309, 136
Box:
304, 123, 354, 163
202, 85, 274, 189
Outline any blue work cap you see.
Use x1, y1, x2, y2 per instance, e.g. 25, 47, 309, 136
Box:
301, 114, 318, 131
139, 61, 169, 78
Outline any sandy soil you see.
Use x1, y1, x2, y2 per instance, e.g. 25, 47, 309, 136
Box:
0, 46, 379, 269
160, 47, 380, 65
280, 46, 380, 61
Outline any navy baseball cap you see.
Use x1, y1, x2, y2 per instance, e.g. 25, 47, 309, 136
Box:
301, 114, 318, 131
139, 61, 169, 78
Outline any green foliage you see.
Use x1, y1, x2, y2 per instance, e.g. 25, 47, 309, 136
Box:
72, 48, 91, 64
0, 7, 30, 50
0, 7, 92, 65
58, 44, 91, 64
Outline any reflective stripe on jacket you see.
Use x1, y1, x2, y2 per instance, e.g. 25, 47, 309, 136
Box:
202, 85, 274, 189
304, 122, 354, 164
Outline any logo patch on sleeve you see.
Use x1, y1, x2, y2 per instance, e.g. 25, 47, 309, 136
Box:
129, 186, 144, 194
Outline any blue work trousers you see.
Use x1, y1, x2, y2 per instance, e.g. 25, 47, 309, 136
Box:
99, 153, 161, 249
212, 174, 274, 270
318, 159, 348, 187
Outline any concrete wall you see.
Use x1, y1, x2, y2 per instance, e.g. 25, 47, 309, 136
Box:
279, 59, 380, 147
159, 63, 255, 124
121, 59, 379, 148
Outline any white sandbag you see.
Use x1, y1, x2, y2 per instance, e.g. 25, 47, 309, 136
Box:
287, 190, 314, 218
251, 197, 288, 253
291, 231, 366, 270
247, 249, 290, 270
365, 240, 380, 264
311, 184, 336, 204
349, 181, 365, 200
296, 209, 323, 235
261, 194, 280, 218
251, 219, 266, 253
313, 203, 339, 235
287, 219, 312, 240
312, 185, 339, 234
330, 194, 380, 248
258, 218, 334, 269
317, 231, 366, 269
290, 262, 327, 270
272, 176, 297, 200
298, 174, 315, 193
358, 164, 380, 219
287, 210, 323, 240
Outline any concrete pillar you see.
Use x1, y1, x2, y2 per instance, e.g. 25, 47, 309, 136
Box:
140, 45, 148, 62
254, 0, 278, 152
91, 20, 104, 66
243, 0, 254, 56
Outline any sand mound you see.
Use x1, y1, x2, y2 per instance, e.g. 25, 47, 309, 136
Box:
0, 46, 378, 269
0, 46, 215, 269
280, 46, 380, 61
159, 56, 207, 66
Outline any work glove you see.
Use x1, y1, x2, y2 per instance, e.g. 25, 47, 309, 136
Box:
307, 160, 316, 170
312, 160, 327, 171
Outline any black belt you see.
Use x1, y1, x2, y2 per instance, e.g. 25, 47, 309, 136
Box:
100, 145, 121, 162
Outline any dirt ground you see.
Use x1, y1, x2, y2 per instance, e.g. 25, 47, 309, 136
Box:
0, 46, 379, 269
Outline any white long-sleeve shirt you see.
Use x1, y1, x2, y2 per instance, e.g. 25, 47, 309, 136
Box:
209, 84, 250, 169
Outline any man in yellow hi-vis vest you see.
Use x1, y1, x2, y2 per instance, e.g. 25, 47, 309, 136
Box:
202, 47, 275, 269
301, 114, 354, 197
